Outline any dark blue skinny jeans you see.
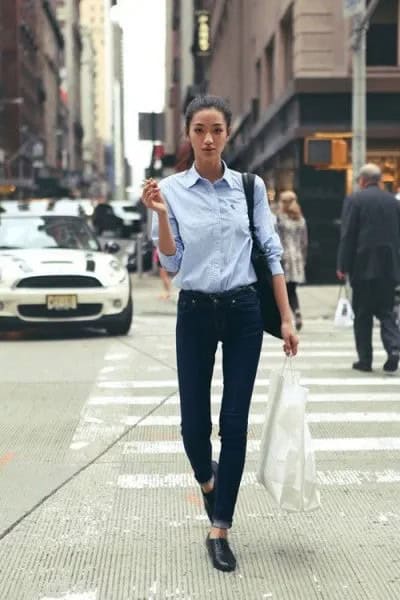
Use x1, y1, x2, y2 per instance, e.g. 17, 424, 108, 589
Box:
176, 285, 263, 529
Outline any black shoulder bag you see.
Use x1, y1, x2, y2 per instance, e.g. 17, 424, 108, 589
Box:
242, 173, 282, 339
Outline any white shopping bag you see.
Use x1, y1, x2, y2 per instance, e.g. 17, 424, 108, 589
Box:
334, 285, 354, 328
257, 362, 321, 512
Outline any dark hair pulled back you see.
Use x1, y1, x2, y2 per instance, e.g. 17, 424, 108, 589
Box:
184, 94, 232, 134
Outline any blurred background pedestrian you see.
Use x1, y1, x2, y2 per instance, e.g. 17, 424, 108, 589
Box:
277, 191, 308, 331
153, 245, 172, 300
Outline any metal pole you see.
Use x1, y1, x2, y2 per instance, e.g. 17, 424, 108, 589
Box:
136, 232, 143, 278
351, 0, 380, 190
351, 1, 366, 190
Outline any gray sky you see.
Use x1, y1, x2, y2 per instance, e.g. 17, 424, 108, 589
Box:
117, 0, 166, 193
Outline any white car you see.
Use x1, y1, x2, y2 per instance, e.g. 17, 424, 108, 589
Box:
0, 213, 133, 335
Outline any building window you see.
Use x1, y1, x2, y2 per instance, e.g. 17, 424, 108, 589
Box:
281, 6, 294, 84
367, 0, 398, 66
265, 38, 275, 106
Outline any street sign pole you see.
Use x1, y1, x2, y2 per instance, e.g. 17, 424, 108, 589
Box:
351, 4, 366, 190
347, 0, 381, 189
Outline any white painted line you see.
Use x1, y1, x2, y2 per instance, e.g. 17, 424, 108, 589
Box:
117, 469, 400, 489
40, 592, 97, 600
104, 353, 129, 361
120, 411, 400, 427
95, 392, 400, 406
97, 377, 400, 390
123, 437, 400, 455
261, 350, 386, 357
88, 392, 400, 406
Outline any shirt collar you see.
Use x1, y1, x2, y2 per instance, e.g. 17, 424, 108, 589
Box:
182, 161, 234, 189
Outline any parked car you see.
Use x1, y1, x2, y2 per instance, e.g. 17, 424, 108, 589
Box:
92, 201, 142, 238
0, 213, 132, 335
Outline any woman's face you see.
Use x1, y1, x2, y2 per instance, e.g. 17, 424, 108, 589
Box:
279, 197, 293, 212
187, 108, 230, 163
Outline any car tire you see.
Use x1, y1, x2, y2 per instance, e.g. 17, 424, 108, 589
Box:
106, 296, 133, 336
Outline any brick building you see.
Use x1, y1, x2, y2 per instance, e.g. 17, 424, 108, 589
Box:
0, 0, 66, 197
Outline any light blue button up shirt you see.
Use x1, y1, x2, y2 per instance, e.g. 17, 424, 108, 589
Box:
152, 162, 283, 293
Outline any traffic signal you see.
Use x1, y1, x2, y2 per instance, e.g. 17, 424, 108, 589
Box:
304, 138, 348, 168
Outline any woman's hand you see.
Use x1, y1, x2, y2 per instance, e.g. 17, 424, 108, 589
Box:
142, 178, 167, 215
281, 320, 299, 356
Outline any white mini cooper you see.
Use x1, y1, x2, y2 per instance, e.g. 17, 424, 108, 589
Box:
0, 213, 132, 335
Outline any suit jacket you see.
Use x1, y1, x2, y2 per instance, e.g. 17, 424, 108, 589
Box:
337, 185, 400, 284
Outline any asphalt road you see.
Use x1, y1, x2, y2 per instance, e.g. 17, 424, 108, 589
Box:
0, 279, 399, 600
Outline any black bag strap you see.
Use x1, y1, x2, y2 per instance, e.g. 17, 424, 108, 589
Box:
242, 172, 256, 237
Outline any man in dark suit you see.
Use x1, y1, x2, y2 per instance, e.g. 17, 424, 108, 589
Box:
337, 163, 400, 373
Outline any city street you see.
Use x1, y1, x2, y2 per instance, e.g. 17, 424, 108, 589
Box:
0, 276, 399, 600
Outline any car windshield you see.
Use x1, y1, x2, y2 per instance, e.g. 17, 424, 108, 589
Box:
0, 216, 101, 251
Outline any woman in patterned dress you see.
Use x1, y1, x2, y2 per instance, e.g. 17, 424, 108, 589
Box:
277, 191, 308, 331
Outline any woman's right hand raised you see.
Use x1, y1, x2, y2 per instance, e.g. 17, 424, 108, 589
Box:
141, 179, 167, 215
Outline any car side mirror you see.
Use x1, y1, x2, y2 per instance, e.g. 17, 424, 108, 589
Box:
104, 241, 120, 254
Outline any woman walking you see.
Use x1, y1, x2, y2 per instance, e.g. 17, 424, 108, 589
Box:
277, 191, 308, 331
142, 95, 298, 572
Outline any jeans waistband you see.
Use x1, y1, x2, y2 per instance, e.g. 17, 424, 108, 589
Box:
180, 284, 256, 301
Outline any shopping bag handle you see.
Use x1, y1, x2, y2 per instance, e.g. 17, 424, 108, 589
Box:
337, 283, 351, 301
280, 355, 297, 382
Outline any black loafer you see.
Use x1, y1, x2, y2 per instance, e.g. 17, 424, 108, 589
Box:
206, 534, 236, 572
352, 361, 372, 372
201, 460, 218, 522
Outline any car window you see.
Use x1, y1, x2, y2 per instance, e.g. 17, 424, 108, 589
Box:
0, 216, 101, 251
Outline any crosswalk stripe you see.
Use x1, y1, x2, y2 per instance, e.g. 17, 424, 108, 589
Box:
88, 391, 400, 406
261, 350, 385, 357
119, 412, 400, 427
97, 377, 400, 389
122, 437, 400, 455
117, 469, 400, 489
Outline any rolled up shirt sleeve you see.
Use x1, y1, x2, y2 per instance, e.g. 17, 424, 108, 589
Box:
253, 175, 284, 275
151, 181, 184, 274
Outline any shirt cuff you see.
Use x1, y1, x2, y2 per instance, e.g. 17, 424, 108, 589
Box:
269, 259, 284, 276
158, 250, 180, 273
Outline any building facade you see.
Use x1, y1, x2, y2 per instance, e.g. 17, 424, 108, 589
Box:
80, 25, 97, 185
56, 0, 83, 177
0, 0, 43, 194
164, 0, 212, 168
207, 0, 400, 282
80, 0, 126, 198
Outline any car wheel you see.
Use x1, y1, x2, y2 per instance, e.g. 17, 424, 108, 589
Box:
106, 296, 133, 335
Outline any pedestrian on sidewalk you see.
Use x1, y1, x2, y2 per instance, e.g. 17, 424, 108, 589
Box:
153, 246, 172, 300
337, 163, 400, 373
142, 94, 298, 573
277, 191, 308, 331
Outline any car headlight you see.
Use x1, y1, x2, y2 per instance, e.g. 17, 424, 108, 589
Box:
110, 260, 122, 272
108, 259, 127, 284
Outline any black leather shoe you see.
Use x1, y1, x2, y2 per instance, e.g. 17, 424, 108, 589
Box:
383, 353, 399, 373
352, 361, 372, 373
201, 460, 218, 523
206, 534, 236, 572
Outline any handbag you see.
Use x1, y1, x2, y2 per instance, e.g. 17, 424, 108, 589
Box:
242, 173, 282, 339
256, 359, 321, 512
334, 284, 354, 328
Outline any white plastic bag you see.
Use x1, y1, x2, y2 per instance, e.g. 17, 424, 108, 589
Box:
334, 285, 354, 328
257, 361, 321, 512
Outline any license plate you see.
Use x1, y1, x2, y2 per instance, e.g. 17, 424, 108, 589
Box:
46, 295, 78, 311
